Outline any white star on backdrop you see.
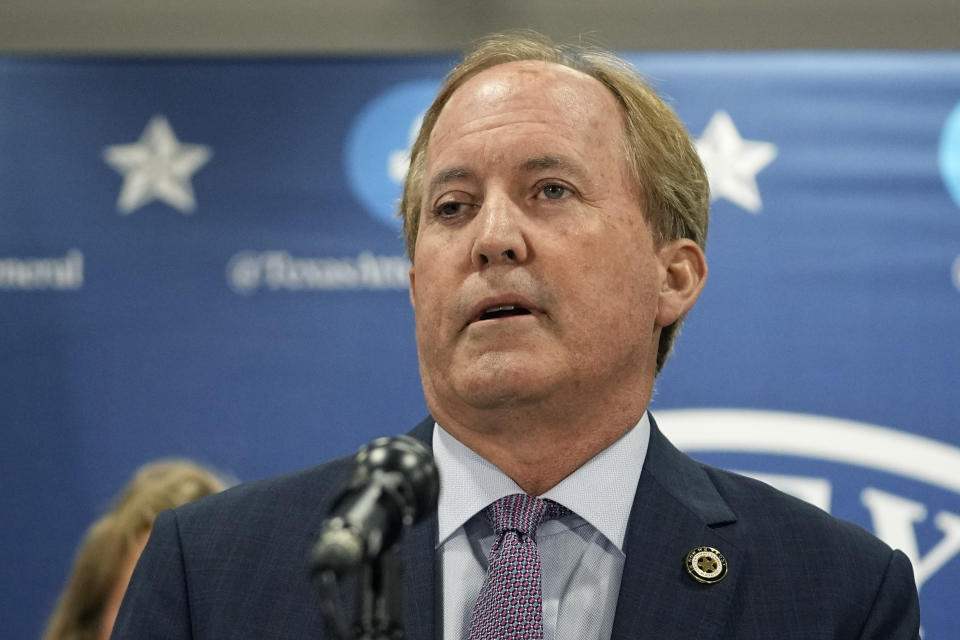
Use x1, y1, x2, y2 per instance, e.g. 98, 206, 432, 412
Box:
103, 115, 212, 215
695, 110, 777, 214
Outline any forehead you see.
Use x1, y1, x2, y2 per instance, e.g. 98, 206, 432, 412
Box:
427, 60, 626, 160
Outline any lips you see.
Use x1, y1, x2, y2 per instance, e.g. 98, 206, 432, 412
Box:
468, 297, 539, 325
479, 304, 532, 320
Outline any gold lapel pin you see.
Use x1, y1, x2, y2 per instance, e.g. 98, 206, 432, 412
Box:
685, 546, 727, 584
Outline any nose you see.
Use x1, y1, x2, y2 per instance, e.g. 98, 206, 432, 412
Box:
470, 193, 529, 267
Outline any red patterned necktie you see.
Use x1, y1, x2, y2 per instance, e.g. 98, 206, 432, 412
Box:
467, 493, 570, 640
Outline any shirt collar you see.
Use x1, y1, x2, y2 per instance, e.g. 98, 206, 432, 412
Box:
433, 413, 650, 552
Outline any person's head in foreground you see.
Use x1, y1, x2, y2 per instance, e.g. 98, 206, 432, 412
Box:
402, 30, 708, 493
43, 459, 227, 640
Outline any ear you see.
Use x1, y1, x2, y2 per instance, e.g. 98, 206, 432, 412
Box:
408, 266, 416, 310
655, 239, 707, 327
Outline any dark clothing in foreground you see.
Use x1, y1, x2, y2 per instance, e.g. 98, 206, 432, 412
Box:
113, 415, 921, 639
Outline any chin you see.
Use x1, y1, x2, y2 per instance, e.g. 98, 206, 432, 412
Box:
452, 362, 557, 410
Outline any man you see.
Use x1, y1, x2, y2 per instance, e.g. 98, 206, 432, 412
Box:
113, 31, 921, 639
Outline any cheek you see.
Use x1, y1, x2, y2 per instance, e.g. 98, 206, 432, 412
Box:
411, 267, 448, 337
571, 234, 660, 323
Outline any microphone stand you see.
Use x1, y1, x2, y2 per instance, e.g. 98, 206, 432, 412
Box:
311, 434, 438, 639
315, 543, 405, 640
355, 544, 403, 640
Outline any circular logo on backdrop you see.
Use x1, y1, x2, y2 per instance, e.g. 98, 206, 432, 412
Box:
656, 409, 960, 495
940, 102, 960, 209
344, 79, 441, 230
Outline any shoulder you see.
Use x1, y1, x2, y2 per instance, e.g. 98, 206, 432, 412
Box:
703, 463, 886, 552
161, 417, 436, 541
702, 464, 919, 635
163, 454, 355, 544
119, 456, 362, 638
644, 415, 894, 564
700, 463, 913, 600
643, 418, 917, 613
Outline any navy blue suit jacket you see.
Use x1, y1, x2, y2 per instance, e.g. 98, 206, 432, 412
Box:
112, 415, 920, 638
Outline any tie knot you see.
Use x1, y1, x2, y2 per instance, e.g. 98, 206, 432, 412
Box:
485, 494, 569, 539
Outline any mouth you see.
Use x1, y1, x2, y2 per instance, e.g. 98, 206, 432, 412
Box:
468, 298, 538, 326
477, 304, 533, 322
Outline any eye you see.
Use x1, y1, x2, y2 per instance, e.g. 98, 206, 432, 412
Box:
432, 195, 478, 220
537, 183, 571, 200
435, 201, 465, 217
431, 185, 478, 220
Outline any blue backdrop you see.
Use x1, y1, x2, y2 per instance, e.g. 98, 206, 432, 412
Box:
2, 52, 958, 638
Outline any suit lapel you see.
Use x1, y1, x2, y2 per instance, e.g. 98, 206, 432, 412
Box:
611, 416, 741, 640
401, 511, 438, 638
402, 417, 439, 638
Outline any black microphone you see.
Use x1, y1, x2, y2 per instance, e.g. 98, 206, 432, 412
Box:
311, 435, 439, 573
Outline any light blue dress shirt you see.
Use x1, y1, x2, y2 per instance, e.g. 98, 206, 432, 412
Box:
433, 413, 651, 640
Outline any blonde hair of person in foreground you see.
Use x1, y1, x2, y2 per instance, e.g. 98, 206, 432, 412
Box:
43, 459, 228, 640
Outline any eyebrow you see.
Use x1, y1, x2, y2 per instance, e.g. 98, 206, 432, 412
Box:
425, 155, 588, 199
426, 167, 472, 200
520, 155, 588, 183
520, 155, 568, 172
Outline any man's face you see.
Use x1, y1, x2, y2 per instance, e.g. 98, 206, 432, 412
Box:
410, 61, 668, 421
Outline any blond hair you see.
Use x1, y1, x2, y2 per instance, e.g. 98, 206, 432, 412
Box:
400, 30, 709, 372
42, 459, 227, 640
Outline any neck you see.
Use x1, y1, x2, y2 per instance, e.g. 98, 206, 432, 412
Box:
430, 388, 651, 496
